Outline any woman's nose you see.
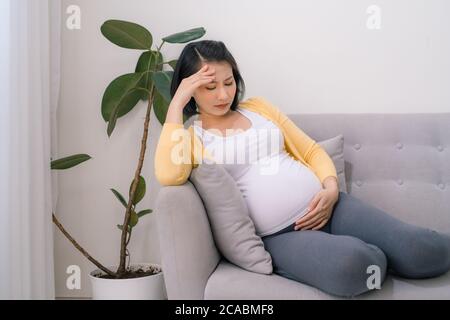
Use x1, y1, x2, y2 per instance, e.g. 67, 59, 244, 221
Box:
218, 86, 229, 100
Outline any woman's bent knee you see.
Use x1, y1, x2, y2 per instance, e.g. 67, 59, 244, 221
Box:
393, 230, 450, 278
322, 239, 387, 297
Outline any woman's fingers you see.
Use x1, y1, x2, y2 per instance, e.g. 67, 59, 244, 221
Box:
295, 208, 317, 227
294, 183, 336, 232
295, 197, 325, 226
199, 70, 215, 78
192, 76, 215, 86
190, 71, 215, 86
187, 66, 215, 82
297, 210, 328, 230
201, 77, 215, 85
193, 79, 215, 91
308, 194, 321, 211
311, 218, 329, 231
296, 211, 325, 230
198, 65, 208, 72
301, 207, 333, 231
300, 220, 321, 231
197, 65, 215, 75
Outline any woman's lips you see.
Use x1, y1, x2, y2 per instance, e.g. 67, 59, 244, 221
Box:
214, 103, 229, 108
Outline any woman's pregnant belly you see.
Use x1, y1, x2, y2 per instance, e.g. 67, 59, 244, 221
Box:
237, 152, 323, 236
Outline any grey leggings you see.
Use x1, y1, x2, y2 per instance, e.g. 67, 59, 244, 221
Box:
261, 192, 450, 298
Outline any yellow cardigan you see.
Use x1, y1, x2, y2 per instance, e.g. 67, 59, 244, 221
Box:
154, 96, 337, 186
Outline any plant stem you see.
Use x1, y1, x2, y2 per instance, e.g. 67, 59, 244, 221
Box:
157, 40, 165, 52
117, 84, 155, 275
126, 227, 133, 247
52, 212, 117, 278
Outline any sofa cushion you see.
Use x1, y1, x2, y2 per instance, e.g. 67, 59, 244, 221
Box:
317, 134, 347, 193
189, 162, 273, 274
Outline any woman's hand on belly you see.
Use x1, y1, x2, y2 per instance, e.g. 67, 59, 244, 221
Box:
294, 188, 339, 231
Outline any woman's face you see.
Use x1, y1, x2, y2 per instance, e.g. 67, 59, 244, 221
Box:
192, 61, 237, 117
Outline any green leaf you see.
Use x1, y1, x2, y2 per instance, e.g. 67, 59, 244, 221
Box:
153, 90, 189, 125
133, 87, 152, 95
129, 176, 146, 205
157, 59, 177, 70
107, 100, 121, 137
162, 27, 206, 44
101, 72, 145, 123
117, 224, 131, 233
100, 20, 152, 49
117, 210, 139, 230
51, 154, 91, 170
107, 86, 153, 136
137, 209, 152, 218
110, 188, 128, 208
135, 51, 163, 101
153, 90, 169, 125
167, 59, 178, 70
152, 71, 173, 103
129, 210, 139, 228
156, 53, 164, 72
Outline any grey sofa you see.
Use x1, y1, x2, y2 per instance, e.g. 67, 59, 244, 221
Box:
155, 113, 450, 299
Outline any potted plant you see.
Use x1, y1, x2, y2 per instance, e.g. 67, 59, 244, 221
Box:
51, 20, 206, 299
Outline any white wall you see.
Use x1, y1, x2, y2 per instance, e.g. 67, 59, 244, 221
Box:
55, 0, 450, 297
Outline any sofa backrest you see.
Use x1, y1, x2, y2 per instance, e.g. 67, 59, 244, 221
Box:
288, 113, 450, 233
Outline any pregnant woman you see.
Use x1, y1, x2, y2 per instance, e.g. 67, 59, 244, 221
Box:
154, 40, 450, 297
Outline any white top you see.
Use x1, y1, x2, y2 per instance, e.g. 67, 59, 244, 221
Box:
193, 107, 322, 236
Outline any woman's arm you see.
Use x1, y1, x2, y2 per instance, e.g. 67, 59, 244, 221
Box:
322, 176, 339, 193
154, 102, 193, 186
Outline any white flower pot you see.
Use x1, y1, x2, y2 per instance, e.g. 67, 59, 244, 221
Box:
89, 263, 167, 300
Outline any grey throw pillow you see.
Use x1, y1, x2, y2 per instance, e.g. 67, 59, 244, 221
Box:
189, 162, 273, 275
317, 134, 347, 193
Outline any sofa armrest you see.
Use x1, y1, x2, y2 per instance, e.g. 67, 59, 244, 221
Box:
155, 181, 221, 299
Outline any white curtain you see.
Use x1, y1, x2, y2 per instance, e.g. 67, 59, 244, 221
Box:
0, 0, 61, 299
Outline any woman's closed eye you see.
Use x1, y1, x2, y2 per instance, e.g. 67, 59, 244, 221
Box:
206, 82, 234, 90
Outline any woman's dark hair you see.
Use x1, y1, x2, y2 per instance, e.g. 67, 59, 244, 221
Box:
170, 40, 246, 118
